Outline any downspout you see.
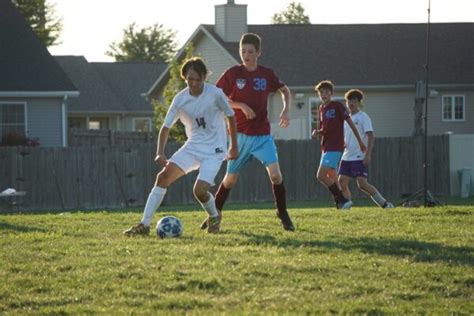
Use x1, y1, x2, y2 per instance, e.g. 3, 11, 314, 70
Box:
62, 95, 68, 147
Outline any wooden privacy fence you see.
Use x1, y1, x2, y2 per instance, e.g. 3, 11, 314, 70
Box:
68, 129, 155, 146
0, 136, 450, 211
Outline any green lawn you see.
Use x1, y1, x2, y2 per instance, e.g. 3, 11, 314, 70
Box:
1, 200, 473, 314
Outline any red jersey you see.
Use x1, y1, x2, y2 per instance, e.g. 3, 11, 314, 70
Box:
319, 101, 349, 152
216, 65, 285, 135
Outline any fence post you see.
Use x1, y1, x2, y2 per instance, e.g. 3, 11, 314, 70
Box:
108, 130, 115, 146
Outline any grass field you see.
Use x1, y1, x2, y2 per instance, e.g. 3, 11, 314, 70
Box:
1, 199, 473, 314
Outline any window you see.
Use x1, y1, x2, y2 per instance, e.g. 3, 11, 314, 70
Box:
0, 102, 26, 139
88, 117, 109, 130
133, 118, 152, 132
442, 95, 465, 121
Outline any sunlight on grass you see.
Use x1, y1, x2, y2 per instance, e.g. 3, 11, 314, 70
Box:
1, 204, 473, 314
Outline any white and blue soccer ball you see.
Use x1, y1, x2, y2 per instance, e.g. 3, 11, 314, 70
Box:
156, 216, 183, 239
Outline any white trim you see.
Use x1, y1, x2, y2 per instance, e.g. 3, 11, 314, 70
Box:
0, 91, 79, 98
0, 101, 28, 136
442, 95, 466, 122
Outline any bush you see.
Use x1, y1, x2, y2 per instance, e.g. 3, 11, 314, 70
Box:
0, 132, 40, 147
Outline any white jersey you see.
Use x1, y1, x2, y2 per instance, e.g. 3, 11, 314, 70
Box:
342, 111, 373, 161
164, 83, 234, 154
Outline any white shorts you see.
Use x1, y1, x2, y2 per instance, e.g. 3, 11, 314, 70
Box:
168, 144, 225, 186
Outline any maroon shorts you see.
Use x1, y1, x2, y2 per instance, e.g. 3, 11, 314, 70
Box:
338, 160, 368, 178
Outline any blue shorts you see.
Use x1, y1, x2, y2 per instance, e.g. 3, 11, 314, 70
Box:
338, 160, 368, 178
319, 151, 343, 169
227, 133, 278, 174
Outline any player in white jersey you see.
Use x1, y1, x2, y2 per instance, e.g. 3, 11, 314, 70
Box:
338, 89, 394, 209
124, 57, 238, 236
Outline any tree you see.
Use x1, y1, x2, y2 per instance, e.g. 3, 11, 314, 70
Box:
152, 44, 196, 143
106, 23, 178, 62
13, 0, 62, 47
271, 2, 310, 24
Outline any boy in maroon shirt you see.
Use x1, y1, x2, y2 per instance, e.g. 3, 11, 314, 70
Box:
313, 80, 366, 209
200, 33, 295, 231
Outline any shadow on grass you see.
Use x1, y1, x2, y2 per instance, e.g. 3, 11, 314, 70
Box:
242, 232, 474, 266
0, 221, 48, 233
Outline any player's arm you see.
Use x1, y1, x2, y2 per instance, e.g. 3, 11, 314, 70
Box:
278, 85, 291, 128
363, 131, 374, 166
225, 115, 239, 160
228, 100, 256, 120
155, 126, 170, 167
346, 117, 367, 153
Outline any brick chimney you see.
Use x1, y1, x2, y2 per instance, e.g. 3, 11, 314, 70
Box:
215, 0, 247, 42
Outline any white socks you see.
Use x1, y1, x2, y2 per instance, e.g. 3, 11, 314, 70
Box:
199, 192, 218, 217
370, 191, 386, 208
141, 186, 166, 226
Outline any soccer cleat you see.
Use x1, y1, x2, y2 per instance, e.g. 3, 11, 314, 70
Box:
384, 202, 395, 209
276, 210, 295, 232
200, 210, 222, 230
340, 200, 353, 210
123, 223, 150, 237
207, 216, 221, 234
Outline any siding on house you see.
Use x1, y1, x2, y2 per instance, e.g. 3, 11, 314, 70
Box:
26, 98, 64, 147
429, 89, 474, 135
194, 35, 237, 84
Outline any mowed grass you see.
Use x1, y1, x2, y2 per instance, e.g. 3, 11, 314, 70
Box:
1, 201, 473, 314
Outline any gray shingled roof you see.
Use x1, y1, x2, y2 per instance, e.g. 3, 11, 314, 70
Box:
55, 56, 125, 112
202, 23, 474, 87
55, 57, 165, 113
92, 62, 166, 112
0, 0, 76, 92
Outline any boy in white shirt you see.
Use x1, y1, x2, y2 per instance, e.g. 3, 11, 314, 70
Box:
338, 89, 394, 209
124, 57, 238, 236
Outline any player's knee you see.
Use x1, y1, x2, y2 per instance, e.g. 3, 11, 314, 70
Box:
223, 175, 238, 188
193, 187, 208, 202
156, 172, 172, 188
269, 172, 282, 184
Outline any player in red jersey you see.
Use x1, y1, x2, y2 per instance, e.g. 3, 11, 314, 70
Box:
200, 33, 295, 231
312, 80, 366, 209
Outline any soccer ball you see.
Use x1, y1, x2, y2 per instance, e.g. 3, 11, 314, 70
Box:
156, 216, 183, 239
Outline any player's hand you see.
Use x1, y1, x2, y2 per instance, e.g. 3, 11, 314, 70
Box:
226, 147, 239, 160
363, 154, 371, 167
155, 154, 168, 167
240, 104, 256, 120
279, 111, 290, 128
359, 142, 367, 153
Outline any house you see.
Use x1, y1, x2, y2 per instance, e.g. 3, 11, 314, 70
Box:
0, 0, 78, 147
147, 0, 474, 140
55, 56, 166, 132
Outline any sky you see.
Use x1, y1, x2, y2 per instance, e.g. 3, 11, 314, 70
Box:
47, 0, 474, 62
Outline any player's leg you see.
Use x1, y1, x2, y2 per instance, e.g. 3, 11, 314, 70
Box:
338, 175, 352, 201
194, 157, 225, 233
356, 177, 393, 208
338, 160, 357, 202
316, 152, 351, 209
253, 135, 294, 231
124, 162, 185, 236
201, 134, 251, 229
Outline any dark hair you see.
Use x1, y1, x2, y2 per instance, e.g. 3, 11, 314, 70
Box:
180, 57, 208, 80
240, 33, 261, 52
315, 80, 334, 93
344, 89, 364, 101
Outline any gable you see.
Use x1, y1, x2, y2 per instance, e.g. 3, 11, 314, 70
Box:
0, 0, 76, 93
